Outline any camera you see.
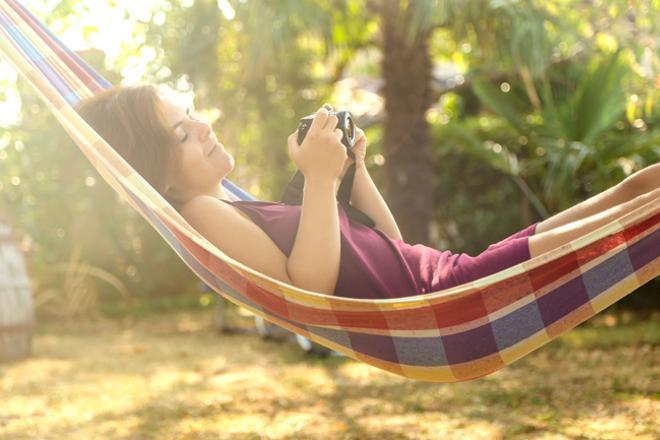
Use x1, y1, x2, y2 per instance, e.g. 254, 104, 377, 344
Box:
297, 110, 355, 150
281, 109, 375, 228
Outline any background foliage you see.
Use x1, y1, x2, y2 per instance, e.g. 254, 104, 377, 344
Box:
0, 0, 657, 318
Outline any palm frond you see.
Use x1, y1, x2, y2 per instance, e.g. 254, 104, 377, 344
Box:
571, 51, 628, 143
472, 79, 530, 135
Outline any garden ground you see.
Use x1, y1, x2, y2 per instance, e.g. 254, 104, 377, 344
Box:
1, 302, 658, 439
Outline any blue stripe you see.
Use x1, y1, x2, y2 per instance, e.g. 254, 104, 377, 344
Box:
0, 10, 77, 102
15, 0, 112, 91
222, 178, 257, 201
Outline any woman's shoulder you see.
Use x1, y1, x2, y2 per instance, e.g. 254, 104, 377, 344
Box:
180, 195, 253, 223
177, 195, 294, 286
180, 194, 223, 217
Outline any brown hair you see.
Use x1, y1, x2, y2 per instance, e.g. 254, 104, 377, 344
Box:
74, 84, 179, 206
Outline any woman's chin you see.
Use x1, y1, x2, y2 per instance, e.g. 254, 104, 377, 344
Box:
219, 156, 235, 179
226, 155, 235, 173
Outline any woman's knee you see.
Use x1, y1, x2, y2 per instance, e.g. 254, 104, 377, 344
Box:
620, 163, 660, 199
628, 187, 660, 209
639, 186, 660, 201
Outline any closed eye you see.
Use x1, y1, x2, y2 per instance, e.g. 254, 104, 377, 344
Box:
179, 113, 204, 143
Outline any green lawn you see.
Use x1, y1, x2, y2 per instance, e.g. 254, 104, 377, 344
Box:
1, 306, 658, 439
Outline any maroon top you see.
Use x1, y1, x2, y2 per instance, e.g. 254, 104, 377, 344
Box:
220, 199, 534, 299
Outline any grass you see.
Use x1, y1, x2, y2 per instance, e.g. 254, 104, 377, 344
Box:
1, 304, 658, 439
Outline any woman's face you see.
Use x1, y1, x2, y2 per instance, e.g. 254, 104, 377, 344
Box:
159, 93, 234, 200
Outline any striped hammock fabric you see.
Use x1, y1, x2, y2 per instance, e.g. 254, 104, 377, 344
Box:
1, 0, 657, 383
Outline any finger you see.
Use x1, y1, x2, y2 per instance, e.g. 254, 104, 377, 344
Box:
309, 107, 329, 134
323, 103, 333, 111
287, 135, 296, 158
323, 114, 339, 130
287, 131, 298, 147
334, 128, 343, 140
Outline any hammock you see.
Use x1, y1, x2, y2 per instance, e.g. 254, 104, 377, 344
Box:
1, 0, 657, 383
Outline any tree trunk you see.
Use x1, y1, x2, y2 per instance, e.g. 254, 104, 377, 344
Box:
379, 1, 434, 244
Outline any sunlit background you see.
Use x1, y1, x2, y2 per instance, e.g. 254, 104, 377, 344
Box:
3, 0, 655, 297
0, 1, 658, 438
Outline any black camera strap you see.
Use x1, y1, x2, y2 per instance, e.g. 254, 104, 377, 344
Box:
280, 154, 376, 229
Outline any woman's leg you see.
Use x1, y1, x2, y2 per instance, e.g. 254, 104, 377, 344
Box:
535, 163, 660, 234
529, 187, 659, 258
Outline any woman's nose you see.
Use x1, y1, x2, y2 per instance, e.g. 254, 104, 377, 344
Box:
196, 120, 212, 140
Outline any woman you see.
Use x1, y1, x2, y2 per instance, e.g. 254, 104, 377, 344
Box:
75, 84, 659, 299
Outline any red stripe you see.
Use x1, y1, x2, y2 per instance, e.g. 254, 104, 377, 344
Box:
528, 250, 581, 291
623, 211, 660, 242
480, 272, 533, 315
433, 291, 488, 327
243, 281, 290, 318
574, 232, 628, 266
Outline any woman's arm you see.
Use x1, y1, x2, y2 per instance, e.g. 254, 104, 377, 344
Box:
334, 118, 403, 241
287, 178, 341, 294
285, 107, 347, 295
179, 182, 341, 295
350, 164, 403, 241
180, 196, 294, 286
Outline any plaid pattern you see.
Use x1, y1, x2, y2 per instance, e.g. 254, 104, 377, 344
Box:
1, 0, 657, 382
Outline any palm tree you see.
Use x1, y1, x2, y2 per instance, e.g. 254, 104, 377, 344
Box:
364, 0, 556, 243
368, 0, 435, 244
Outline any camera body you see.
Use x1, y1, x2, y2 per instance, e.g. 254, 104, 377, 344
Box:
297, 110, 355, 150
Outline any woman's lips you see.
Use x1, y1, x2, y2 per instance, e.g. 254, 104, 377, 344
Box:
208, 142, 219, 156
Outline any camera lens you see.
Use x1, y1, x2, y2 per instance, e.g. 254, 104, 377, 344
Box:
347, 117, 355, 144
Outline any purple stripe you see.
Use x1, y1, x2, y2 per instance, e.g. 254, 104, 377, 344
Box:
393, 334, 448, 366
32, 57, 79, 104
627, 228, 659, 271
442, 323, 498, 364
582, 247, 634, 300
309, 326, 352, 351
536, 276, 590, 326
491, 300, 545, 350
348, 331, 400, 363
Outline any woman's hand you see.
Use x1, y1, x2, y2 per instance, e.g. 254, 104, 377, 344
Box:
338, 126, 367, 179
318, 103, 368, 179
350, 126, 367, 170
287, 105, 347, 186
